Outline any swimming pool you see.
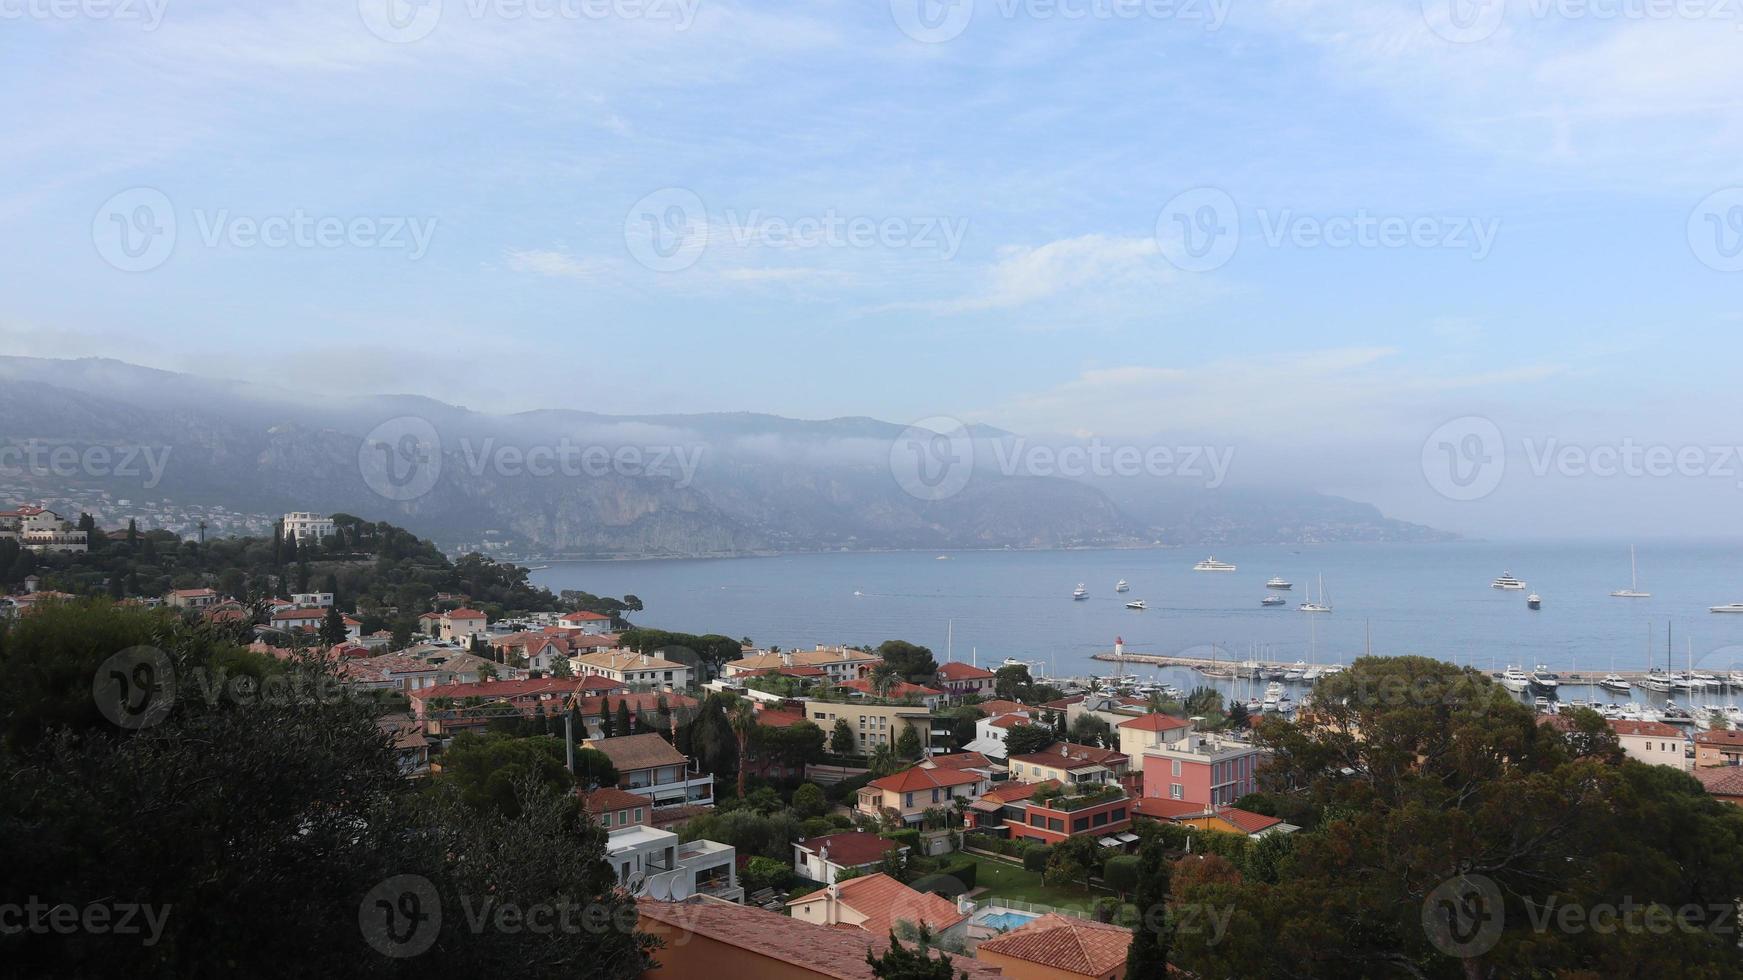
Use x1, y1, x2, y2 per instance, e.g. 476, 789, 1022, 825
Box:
973, 909, 1039, 932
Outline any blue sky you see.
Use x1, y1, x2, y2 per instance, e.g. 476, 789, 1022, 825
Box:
3, 0, 1742, 537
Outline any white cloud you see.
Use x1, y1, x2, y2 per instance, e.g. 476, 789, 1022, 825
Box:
503, 248, 619, 282
886, 233, 1171, 314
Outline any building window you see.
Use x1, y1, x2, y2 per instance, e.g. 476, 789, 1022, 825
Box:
1172, 759, 1182, 777
1092, 811, 1108, 826
1112, 808, 1126, 821
1030, 813, 1045, 827
1073, 817, 1089, 832
1048, 818, 1064, 832
1170, 784, 1183, 800
633, 809, 643, 823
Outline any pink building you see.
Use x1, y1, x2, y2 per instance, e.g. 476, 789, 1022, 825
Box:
1140, 731, 1261, 807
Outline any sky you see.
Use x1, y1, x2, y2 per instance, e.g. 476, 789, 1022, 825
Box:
3, 0, 1742, 538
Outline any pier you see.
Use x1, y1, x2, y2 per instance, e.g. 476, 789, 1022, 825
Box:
1090, 651, 1694, 686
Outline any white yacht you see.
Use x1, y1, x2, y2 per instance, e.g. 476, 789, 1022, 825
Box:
1072, 583, 1088, 600
1710, 603, 1743, 614
1193, 556, 1237, 572
1610, 545, 1651, 598
1261, 595, 1287, 607
1262, 682, 1284, 708
1499, 665, 1532, 693
1115, 579, 1129, 593
1724, 705, 1743, 726
1529, 665, 1560, 691
1491, 571, 1527, 590
1265, 576, 1292, 590
1638, 668, 1672, 694
1124, 599, 1147, 610
1526, 593, 1542, 610
1600, 673, 1632, 695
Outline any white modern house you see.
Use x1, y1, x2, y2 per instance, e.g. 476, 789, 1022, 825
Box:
282, 512, 335, 544
606, 824, 742, 903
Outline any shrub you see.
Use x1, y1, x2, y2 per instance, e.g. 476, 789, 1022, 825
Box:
800, 817, 834, 838
741, 856, 793, 894
1022, 845, 1052, 872
792, 781, 828, 818
827, 813, 854, 829
1102, 855, 1142, 898
882, 828, 921, 850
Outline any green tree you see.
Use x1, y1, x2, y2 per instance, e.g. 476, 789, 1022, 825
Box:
993, 663, 1032, 701
1002, 724, 1056, 757
600, 696, 616, 738
1102, 854, 1142, 900
614, 700, 634, 741
319, 606, 348, 646
1125, 838, 1172, 976
572, 746, 620, 789
876, 640, 940, 685
865, 927, 967, 980
830, 718, 856, 755
730, 700, 757, 798
438, 732, 573, 817
792, 782, 829, 819
1067, 713, 1112, 748
895, 725, 922, 760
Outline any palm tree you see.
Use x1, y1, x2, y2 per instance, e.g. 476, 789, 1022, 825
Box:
729, 700, 757, 799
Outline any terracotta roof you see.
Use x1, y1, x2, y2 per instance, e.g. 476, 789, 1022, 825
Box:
990, 713, 1034, 730
445, 608, 487, 620
576, 649, 684, 672
926, 751, 993, 770
584, 787, 651, 813
585, 733, 689, 772
1009, 743, 1128, 770
837, 678, 943, 699
1694, 766, 1743, 797
974, 699, 1030, 716
973, 780, 1053, 810
787, 873, 966, 938
410, 677, 573, 701
796, 832, 903, 868
866, 766, 984, 793
755, 708, 808, 728
167, 588, 218, 598
1118, 712, 1192, 732
1040, 695, 1086, 710
727, 648, 880, 671
270, 607, 325, 621
1695, 730, 1743, 746
935, 662, 996, 681
560, 610, 611, 622
1610, 719, 1687, 739
975, 913, 1132, 976
1213, 806, 1284, 834
569, 633, 620, 648
637, 898, 1001, 980
1134, 797, 1210, 820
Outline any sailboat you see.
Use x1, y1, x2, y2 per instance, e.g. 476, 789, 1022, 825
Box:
1298, 574, 1332, 613
1610, 545, 1651, 598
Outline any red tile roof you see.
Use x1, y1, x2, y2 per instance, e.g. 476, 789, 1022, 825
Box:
866, 766, 983, 794
1610, 719, 1687, 739
409, 677, 574, 702
1695, 730, 1743, 746
837, 678, 943, 699
583, 787, 651, 813
796, 832, 903, 868
561, 610, 611, 622
445, 608, 486, 620
979, 780, 1053, 805
1118, 712, 1192, 732
637, 898, 1001, 980
1212, 806, 1284, 834
585, 732, 688, 772
974, 699, 1030, 716
1133, 797, 1210, 820
754, 708, 808, 728
925, 751, 993, 770
1694, 766, 1743, 797
975, 913, 1132, 976
989, 713, 1033, 729
1009, 743, 1128, 770
935, 662, 996, 681
788, 873, 966, 938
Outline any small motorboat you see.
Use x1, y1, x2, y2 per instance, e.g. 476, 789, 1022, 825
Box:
1526, 593, 1542, 610
1115, 579, 1129, 593
1124, 599, 1147, 610
1072, 583, 1088, 600
1261, 595, 1286, 607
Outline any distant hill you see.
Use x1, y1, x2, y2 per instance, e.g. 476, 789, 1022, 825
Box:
0, 357, 1453, 555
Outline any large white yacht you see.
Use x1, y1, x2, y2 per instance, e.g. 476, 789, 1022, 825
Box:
1710, 603, 1743, 614
1265, 576, 1292, 590
1115, 580, 1129, 593
1529, 665, 1560, 691
1491, 571, 1527, 590
1499, 665, 1532, 692
1072, 583, 1088, 600
1193, 556, 1237, 572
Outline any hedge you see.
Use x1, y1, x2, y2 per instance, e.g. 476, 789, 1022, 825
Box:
881, 828, 921, 850
910, 859, 978, 897
1022, 845, 1052, 872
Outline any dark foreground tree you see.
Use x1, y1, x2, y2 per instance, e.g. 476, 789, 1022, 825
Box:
866, 927, 967, 979
0, 600, 656, 979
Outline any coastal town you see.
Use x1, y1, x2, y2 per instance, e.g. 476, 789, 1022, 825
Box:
5, 505, 1742, 977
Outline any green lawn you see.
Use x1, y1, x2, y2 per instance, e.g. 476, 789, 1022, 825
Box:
952, 852, 1106, 910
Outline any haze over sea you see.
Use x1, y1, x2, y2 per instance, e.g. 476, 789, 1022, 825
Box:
533, 541, 1743, 692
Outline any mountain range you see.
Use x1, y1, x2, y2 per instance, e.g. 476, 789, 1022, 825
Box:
0, 357, 1452, 556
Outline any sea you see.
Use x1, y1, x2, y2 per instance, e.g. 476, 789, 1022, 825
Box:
530, 541, 1743, 708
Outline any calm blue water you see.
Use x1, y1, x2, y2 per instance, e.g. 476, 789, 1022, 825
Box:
532, 542, 1743, 699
